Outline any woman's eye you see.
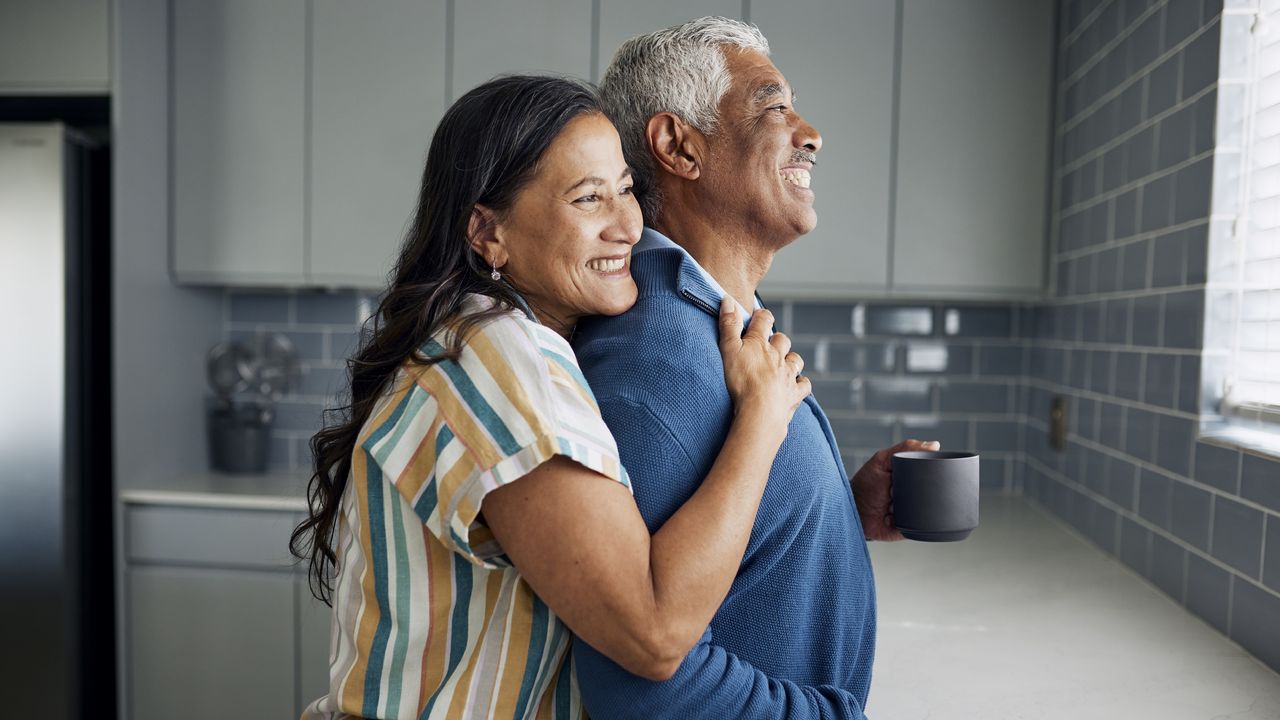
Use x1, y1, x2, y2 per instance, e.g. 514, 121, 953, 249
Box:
619, 185, 634, 195
574, 194, 599, 204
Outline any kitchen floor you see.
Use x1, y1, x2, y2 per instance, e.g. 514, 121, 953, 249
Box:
868, 495, 1280, 720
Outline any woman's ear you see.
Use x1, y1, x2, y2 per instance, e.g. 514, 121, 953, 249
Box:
646, 112, 702, 182
467, 205, 507, 268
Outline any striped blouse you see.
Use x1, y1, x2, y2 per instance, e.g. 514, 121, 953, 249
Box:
302, 294, 631, 720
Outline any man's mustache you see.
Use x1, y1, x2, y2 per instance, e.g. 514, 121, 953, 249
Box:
790, 150, 817, 167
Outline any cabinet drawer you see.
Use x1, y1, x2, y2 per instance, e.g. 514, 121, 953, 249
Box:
126, 505, 298, 569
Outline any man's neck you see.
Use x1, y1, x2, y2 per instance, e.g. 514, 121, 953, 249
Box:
652, 212, 778, 312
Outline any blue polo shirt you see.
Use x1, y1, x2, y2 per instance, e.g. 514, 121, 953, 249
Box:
569, 228, 877, 719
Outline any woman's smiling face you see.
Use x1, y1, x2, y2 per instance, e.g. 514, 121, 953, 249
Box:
485, 112, 643, 336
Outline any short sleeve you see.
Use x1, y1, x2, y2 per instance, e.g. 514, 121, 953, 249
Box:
361, 312, 630, 568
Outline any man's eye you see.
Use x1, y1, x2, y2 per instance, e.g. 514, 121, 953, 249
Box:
772, 105, 789, 114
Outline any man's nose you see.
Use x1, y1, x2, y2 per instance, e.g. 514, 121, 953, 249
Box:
795, 113, 822, 154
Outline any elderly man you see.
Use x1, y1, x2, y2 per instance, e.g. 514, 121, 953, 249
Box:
570, 16, 939, 719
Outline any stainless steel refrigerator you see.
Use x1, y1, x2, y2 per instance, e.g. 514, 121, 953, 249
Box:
0, 122, 114, 717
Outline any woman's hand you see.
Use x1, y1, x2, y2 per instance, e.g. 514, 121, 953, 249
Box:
718, 299, 811, 442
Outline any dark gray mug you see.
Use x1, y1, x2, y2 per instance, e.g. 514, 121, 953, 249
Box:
891, 451, 980, 542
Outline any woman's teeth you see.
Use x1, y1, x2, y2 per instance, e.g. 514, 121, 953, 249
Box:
587, 257, 626, 272
781, 169, 811, 189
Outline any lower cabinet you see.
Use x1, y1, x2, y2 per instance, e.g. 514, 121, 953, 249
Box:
124, 504, 331, 719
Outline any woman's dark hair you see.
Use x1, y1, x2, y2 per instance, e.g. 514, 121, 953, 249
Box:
290, 75, 603, 604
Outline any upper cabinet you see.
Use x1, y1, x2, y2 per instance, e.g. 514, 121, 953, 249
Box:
892, 0, 1053, 298
755, 0, 898, 298
452, 0, 592, 97
0, 0, 111, 93
308, 0, 448, 287
171, 0, 307, 285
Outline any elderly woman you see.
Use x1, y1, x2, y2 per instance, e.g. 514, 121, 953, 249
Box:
291, 75, 808, 719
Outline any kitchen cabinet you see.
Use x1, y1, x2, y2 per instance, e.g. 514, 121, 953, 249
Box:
171, 0, 307, 285
755, 0, 898, 298
595, 0, 741, 80
124, 502, 330, 719
451, 0, 593, 99
0, 0, 111, 93
892, 0, 1053, 297
308, 0, 448, 287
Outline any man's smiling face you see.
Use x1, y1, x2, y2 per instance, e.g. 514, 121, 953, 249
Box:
700, 47, 823, 248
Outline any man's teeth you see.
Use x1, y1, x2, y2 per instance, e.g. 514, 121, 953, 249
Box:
781, 169, 811, 189
587, 257, 626, 272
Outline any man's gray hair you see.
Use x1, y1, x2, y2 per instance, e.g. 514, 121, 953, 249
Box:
599, 16, 770, 222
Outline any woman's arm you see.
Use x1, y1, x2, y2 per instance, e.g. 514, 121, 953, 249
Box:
481, 303, 807, 682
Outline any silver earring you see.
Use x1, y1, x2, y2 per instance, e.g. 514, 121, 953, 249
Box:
490, 264, 501, 281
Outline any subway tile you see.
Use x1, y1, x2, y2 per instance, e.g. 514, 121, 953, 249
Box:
1240, 453, 1280, 513
1129, 8, 1166, 79
1151, 230, 1187, 288
1069, 348, 1091, 389
228, 292, 291, 323
1121, 237, 1149, 288
901, 417, 970, 450
866, 305, 933, 336
1178, 354, 1202, 413
1182, 20, 1221, 98
229, 329, 326, 363
1073, 394, 1098, 440
1193, 89, 1218, 155
1265, 515, 1280, 594
1084, 448, 1109, 495
1143, 353, 1179, 408
268, 435, 294, 471
1091, 503, 1120, 554
1067, 482, 1093, 535
977, 345, 1025, 376
1115, 351, 1143, 401
272, 400, 327, 433
1229, 578, 1280, 673
975, 420, 1020, 452
829, 417, 898, 451
1090, 350, 1115, 395
296, 290, 360, 325
1127, 126, 1158, 181
1141, 173, 1176, 232
1163, 291, 1204, 348
1184, 226, 1208, 284
1146, 56, 1181, 119
944, 306, 1014, 338
1158, 105, 1195, 169
1174, 157, 1214, 224
1102, 145, 1126, 193
1087, 200, 1110, 249
791, 302, 855, 334
1099, 401, 1126, 452
1120, 516, 1152, 574
1139, 468, 1174, 530
939, 381, 1010, 414
1081, 301, 1105, 344
1164, 0, 1203, 50
1194, 441, 1240, 492
1120, 0, 1155, 28
1107, 455, 1140, 509
826, 341, 897, 374
811, 379, 859, 410
1185, 551, 1231, 635
1132, 294, 1163, 346
1149, 532, 1187, 601
1075, 254, 1097, 296
1171, 480, 1212, 550
1104, 298, 1131, 344
1119, 80, 1145, 131
979, 457, 1008, 492
1127, 407, 1159, 463
1156, 413, 1195, 476
297, 366, 347, 398
904, 342, 973, 375
864, 378, 933, 413
1212, 495, 1264, 576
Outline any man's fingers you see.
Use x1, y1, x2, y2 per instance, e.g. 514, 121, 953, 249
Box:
784, 351, 804, 376
718, 296, 743, 349
770, 330, 792, 358
743, 308, 774, 344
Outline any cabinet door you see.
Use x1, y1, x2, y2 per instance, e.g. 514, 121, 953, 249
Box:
309, 0, 448, 287
171, 0, 307, 285
754, 1, 897, 298
0, 0, 110, 92
128, 566, 295, 720
297, 577, 334, 712
451, 0, 593, 100
595, 0, 740, 81
892, 0, 1052, 297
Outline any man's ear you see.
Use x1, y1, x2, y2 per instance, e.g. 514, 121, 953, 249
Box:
467, 205, 507, 268
645, 112, 702, 181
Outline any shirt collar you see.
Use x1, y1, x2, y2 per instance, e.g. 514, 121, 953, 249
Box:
634, 227, 762, 319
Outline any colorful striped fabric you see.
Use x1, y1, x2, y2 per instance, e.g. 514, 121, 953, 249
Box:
302, 294, 631, 720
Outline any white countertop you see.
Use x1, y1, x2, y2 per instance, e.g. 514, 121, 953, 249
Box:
120, 471, 310, 512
